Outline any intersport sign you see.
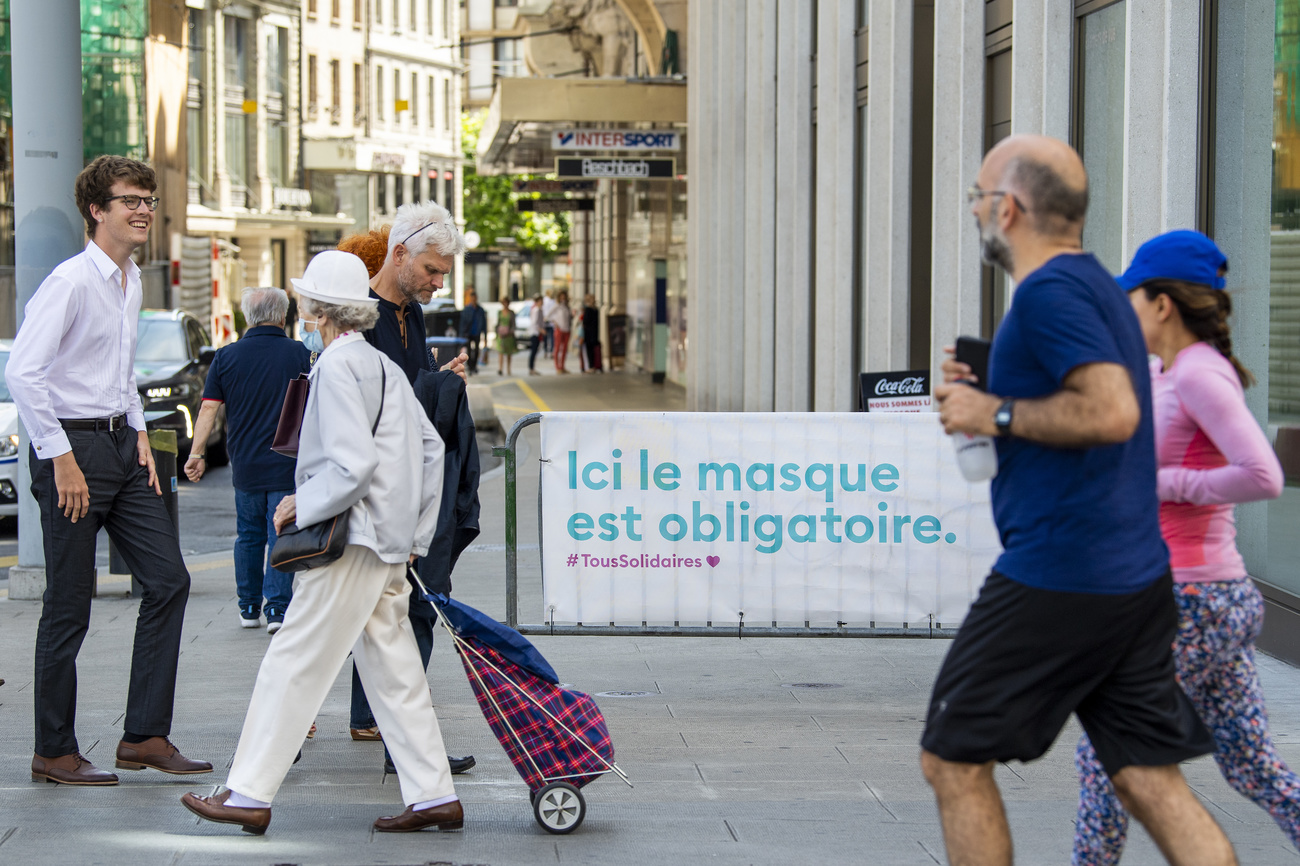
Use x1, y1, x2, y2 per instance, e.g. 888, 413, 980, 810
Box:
552, 130, 681, 151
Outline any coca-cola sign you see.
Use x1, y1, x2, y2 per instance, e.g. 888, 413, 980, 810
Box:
874, 376, 926, 396
859, 370, 932, 413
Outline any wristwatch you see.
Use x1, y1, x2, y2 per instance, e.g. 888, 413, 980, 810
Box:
994, 399, 1015, 437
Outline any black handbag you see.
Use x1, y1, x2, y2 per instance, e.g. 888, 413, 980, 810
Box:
270, 363, 386, 573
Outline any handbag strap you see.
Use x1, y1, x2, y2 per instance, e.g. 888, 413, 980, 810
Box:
371, 361, 386, 435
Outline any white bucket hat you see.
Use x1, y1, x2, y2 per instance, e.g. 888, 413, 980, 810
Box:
290, 250, 379, 307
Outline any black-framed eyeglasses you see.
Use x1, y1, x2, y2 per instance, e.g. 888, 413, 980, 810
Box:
965, 185, 1027, 214
105, 194, 160, 211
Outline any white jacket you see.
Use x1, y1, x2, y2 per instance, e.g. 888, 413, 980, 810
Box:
293, 333, 445, 563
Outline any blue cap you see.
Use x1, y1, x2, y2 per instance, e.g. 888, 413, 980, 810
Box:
1116, 230, 1228, 291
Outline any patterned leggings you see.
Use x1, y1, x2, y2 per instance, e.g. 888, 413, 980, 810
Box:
1073, 580, 1300, 864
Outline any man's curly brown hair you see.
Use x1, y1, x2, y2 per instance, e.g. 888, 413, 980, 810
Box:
337, 226, 392, 278
74, 155, 157, 238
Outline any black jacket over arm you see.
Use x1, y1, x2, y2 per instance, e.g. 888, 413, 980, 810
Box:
412, 369, 481, 595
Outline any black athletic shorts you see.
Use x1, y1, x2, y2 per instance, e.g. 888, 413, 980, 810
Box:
920, 570, 1214, 776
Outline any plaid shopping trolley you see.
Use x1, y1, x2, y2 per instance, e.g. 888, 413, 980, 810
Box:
418, 577, 631, 834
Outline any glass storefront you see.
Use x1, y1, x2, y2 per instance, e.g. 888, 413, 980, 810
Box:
1076, 1, 1128, 274
1267, 0, 1300, 598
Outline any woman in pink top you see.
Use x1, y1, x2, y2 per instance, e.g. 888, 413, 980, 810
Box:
1073, 231, 1299, 864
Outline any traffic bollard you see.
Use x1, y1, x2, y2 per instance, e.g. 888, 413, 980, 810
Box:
109, 429, 179, 598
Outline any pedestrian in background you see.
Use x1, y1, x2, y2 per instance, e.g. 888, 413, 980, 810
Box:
582, 294, 602, 374
548, 289, 572, 374
924, 134, 1235, 865
7, 155, 210, 785
542, 290, 556, 358
1073, 231, 1298, 864
459, 289, 487, 375
495, 293, 517, 376
185, 287, 311, 634
182, 251, 462, 835
527, 296, 544, 376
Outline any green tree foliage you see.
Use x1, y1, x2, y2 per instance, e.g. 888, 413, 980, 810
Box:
461, 109, 570, 254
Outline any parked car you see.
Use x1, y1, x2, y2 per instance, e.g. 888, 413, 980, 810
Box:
0, 341, 22, 516
135, 310, 228, 465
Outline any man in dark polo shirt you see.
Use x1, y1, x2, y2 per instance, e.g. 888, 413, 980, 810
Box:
185, 287, 311, 634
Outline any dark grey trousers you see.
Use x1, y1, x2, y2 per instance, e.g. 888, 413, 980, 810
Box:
29, 427, 191, 757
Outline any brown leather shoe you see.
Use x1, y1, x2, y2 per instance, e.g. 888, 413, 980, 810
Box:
181, 789, 271, 835
350, 726, 382, 741
116, 737, 213, 775
373, 799, 464, 832
31, 752, 118, 786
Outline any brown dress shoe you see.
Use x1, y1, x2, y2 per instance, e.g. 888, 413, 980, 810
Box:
373, 799, 464, 832
181, 789, 271, 835
31, 752, 118, 786
350, 726, 382, 741
116, 737, 213, 775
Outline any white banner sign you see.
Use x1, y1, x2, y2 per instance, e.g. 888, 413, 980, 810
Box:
539, 413, 1001, 627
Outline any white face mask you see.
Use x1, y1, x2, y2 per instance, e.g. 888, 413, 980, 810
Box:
300, 317, 325, 353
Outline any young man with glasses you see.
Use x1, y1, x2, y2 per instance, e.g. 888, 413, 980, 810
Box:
6, 155, 211, 785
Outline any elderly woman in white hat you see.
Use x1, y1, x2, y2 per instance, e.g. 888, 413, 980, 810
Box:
181, 251, 462, 835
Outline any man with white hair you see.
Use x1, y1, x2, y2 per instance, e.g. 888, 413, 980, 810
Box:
365, 201, 466, 383
185, 287, 312, 633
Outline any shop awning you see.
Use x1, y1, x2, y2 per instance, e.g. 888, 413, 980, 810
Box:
477, 77, 686, 175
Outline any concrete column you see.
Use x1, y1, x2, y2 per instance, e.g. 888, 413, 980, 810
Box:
10, 0, 84, 594
686, 0, 716, 410
772, 0, 813, 410
1121, 0, 1201, 264
713, 0, 747, 411
1010, 0, 1071, 139
813, 0, 856, 412
1213, 0, 1274, 576
863, 0, 912, 373
929, 0, 985, 382
741, 0, 776, 411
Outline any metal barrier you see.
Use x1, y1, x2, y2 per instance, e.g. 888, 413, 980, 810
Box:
493, 413, 958, 640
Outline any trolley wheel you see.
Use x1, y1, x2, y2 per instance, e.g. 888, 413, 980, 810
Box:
532, 782, 585, 834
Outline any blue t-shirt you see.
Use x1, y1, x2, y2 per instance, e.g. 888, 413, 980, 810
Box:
202, 326, 313, 492
987, 253, 1168, 594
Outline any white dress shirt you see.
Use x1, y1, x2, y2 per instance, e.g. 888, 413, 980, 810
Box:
5, 241, 147, 459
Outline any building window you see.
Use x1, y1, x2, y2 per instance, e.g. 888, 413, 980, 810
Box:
395, 68, 403, 124
186, 8, 206, 200
495, 0, 517, 6
224, 16, 251, 204
410, 0, 418, 31
265, 26, 289, 188
376, 66, 385, 121
307, 54, 318, 118
307, 0, 317, 19
353, 0, 362, 28
377, 175, 388, 214
375, 0, 382, 25
392, 0, 400, 30
331, 0, 340, 23
1073, 1, 1127, 273
443, 77, 452, 131
427, 0, 434, 36
443, 0, 452, 40
411, 72, 419, 126
429, 74, 436, 128
494, 37, 521, 79
331, 59, 341, 125
354, 63, 364, 124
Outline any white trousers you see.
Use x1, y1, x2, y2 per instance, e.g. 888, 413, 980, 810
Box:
225, 544, 455, 805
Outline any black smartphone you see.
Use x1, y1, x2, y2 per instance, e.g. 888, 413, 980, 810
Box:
954, 336, 991, 392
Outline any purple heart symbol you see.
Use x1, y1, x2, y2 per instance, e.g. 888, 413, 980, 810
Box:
707, 555, 720, 568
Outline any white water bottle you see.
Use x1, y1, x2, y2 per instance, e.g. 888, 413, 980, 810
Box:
952, 432, 998, 481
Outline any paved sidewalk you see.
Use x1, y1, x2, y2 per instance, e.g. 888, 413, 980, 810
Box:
1, 368, 1298, 864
